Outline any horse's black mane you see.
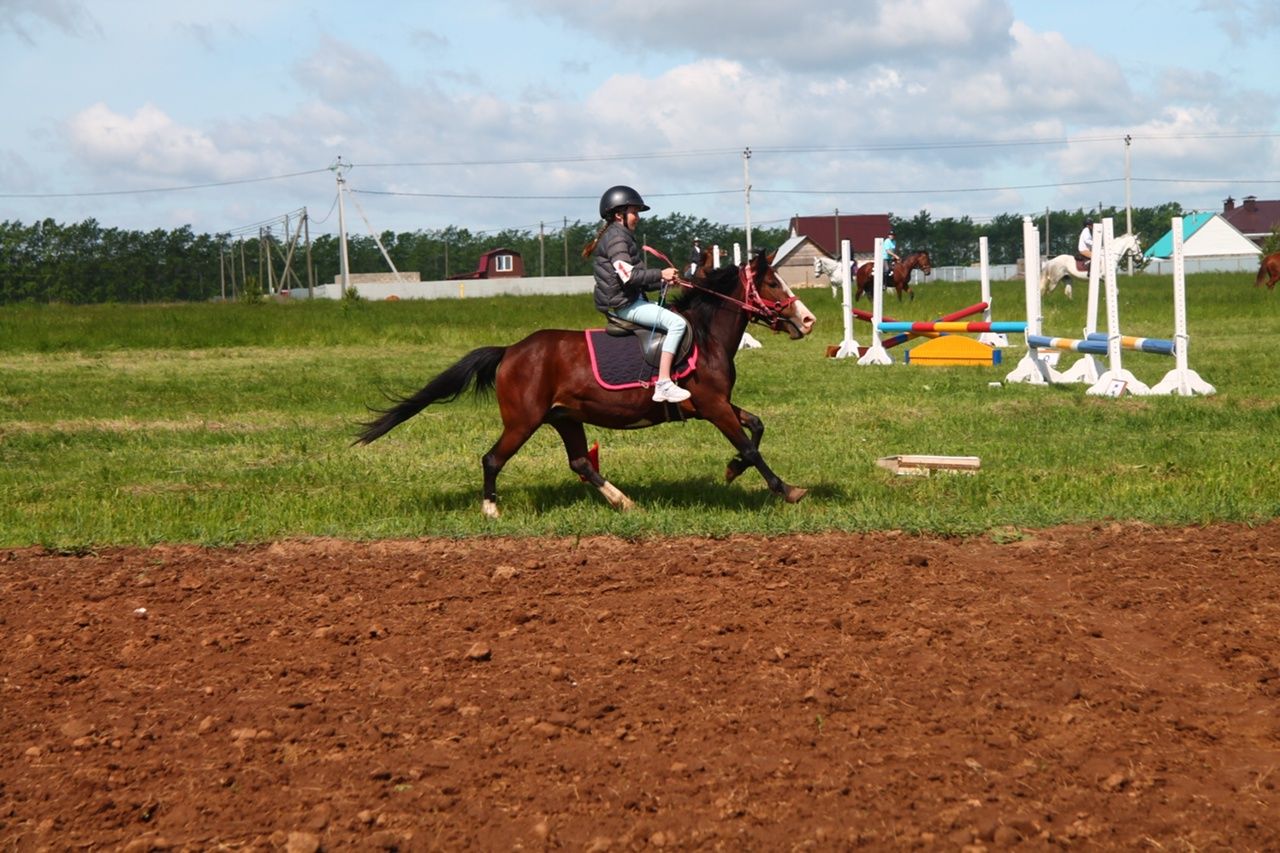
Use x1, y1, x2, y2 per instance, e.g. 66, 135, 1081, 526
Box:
670, 263, 741, 348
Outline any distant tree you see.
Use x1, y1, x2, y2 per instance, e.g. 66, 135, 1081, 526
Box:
1262, 224, 1280, 257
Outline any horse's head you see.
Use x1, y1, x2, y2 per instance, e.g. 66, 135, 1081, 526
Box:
753, 250, 816, 339
914, 250, 933, 275
813, 255, 823, 277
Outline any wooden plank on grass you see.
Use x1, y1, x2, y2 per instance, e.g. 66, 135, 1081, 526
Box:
876, 455, 982, 476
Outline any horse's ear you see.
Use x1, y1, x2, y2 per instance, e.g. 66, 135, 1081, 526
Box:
751, 248, 772, 276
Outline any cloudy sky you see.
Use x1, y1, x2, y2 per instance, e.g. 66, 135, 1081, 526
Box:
2, 0, 1278, 239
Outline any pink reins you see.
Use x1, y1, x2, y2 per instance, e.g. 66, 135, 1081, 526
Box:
642, 245, 796, 330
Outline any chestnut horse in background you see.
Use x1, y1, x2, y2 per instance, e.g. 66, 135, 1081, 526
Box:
355, 250, 817, 518
1256, 252, 1280, 290
854, 250, 933, 302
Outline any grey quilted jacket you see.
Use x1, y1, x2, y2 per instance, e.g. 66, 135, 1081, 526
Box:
592, 222, 665, 313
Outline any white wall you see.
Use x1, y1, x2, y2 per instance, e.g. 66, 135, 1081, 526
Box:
1184, 216, 1261, 257
287, 275, 594, 301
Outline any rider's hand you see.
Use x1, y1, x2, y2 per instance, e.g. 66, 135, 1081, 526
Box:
661, 267, 677, 282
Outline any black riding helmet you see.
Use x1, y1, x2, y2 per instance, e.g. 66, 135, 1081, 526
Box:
599, 185, 650, 220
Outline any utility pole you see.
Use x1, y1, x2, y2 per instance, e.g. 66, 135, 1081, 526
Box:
742, 147, 753, 256
238, 237, 247, 301
539, 221, 545, 277
834, 208, 840, 260
303, 209, 315, 299
219, 248, 226, 301
331, 157, 351, 297
1044, 207, 1050, 258
1124, 134, 1134, 275
563, 216, 569, 275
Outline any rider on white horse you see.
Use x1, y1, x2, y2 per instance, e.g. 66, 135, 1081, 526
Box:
1076, 218, 1094, 273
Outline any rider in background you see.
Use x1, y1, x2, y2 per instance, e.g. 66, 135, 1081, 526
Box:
881, 228, 901, 290
587, 185, 689, 404
1077, 217, 1094, 272
687, 237, 703, 277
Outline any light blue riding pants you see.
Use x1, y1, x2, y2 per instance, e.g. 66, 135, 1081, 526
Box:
610, 298, 688, 355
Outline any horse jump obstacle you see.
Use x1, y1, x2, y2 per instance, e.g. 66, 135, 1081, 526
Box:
1006, 216, 1214, 396
843, 236, 1023, 366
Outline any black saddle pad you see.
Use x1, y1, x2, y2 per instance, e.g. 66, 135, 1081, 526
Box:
585, 330, 697, 390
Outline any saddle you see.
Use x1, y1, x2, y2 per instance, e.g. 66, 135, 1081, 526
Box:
604, 313, 695, 367
586, 319, 698, 391
1074, 256, 1090, 273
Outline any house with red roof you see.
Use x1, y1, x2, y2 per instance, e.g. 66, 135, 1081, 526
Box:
1221, 196, 1280, 248
788, 213, 893, 261
446, 247, 524, 280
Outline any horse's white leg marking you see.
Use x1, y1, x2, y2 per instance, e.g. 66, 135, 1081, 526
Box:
599, 481, 635, 512
482, 499, 500, 519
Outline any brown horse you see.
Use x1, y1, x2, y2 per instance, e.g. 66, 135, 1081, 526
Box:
354, 250, 817, 517
854, 250, 933, 302
1256, 252, 1280, 290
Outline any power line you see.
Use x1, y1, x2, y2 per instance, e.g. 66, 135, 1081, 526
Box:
7, 129, 1280, 201
0, 168, 332, 199
755, 178, 1122, 196
349, 188, 740, 201
222, 207, 308, 238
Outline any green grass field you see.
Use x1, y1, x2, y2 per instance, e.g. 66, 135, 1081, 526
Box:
3, 272, 1278, 548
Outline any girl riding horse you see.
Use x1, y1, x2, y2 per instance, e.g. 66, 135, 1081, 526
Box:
854, 250, 933, 302
355, 249, 817, 518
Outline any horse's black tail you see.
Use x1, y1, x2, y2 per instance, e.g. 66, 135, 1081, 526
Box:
353, 346, 506, 445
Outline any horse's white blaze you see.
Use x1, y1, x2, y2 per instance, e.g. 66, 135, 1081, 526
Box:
773, 272, 816, 337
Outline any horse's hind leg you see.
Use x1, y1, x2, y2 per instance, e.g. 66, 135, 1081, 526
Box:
481, 423, 539, 519
552, 420, 634, 512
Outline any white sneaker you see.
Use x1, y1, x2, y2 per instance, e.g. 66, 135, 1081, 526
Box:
652, 379, 691, 403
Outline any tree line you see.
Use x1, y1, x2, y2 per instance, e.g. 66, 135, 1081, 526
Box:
0, 202, 1192, 304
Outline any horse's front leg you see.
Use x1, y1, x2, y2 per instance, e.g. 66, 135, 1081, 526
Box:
705, 402, 805, 503
725, 405, 764, 484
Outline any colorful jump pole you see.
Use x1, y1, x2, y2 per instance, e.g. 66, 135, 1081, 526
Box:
878, 320, 1027, 334
852, 301, 989, 352
1083, 332, 1175, 356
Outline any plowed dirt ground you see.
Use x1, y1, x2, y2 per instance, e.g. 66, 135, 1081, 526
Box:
3, 522, 1279, 850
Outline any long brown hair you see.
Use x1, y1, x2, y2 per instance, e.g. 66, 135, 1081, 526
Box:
581, 222, 609, 259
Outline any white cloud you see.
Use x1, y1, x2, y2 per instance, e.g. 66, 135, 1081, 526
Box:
518, 0, 1013, 71
65, 102, 256, 181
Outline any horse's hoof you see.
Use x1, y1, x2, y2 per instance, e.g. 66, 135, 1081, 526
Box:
783, 486, 808, 503
482, 499, 501, 519
725, 464, 743, 484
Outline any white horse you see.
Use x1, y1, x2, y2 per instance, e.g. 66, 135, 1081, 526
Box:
813, 255, 851, 299
1041, 233, 1143, 299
